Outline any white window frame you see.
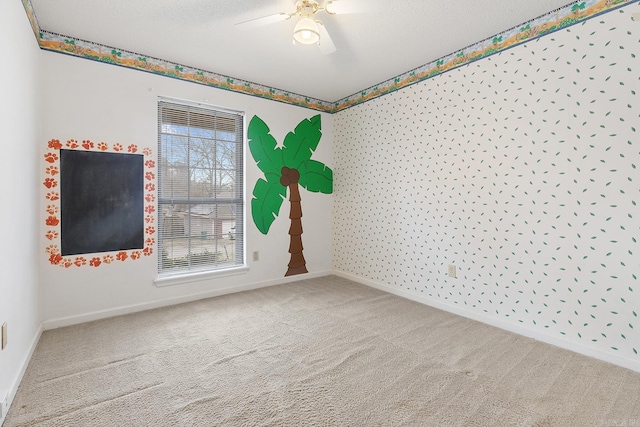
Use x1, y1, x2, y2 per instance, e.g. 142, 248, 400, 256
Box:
155, 97, 246, 285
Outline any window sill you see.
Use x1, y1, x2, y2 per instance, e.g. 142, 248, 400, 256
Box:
154, 265, 249, 287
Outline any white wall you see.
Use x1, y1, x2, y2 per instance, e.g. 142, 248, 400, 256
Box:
38, 51, 333, 324
0, 0, 42, 419
333, 4, 640, 372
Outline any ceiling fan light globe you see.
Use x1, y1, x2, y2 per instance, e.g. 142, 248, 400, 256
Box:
293, 17, 320, 45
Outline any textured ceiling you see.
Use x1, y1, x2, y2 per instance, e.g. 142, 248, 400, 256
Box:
30, 0, 576, 102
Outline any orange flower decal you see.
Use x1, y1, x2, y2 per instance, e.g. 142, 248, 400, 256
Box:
146, 226, 156, 235
74, 257, 87, 267
46, 192, 60, 201
45, 205, 58, 215
89, 257, 101, 267
49, 253, 63, 265
82, 140, 94, 150
66, 139, 79, 149
145, 183, 155, 192
145, 171, 155, 181
144, 205, 156, 214
46, 166, 59, 176
61, 259, 73, 268
45, 230, 59, 240
145, 160, 156, 168
97, 142, 109, 151
116, 251, 128, 261
45, 245, 59, 254
145, 215, 154, 224
145, 194, 156, 203
43, 178, 57, 188
128, 144, 138, 153
143, 247, 153, 256
44, 153, 58, 163
145, 237, 155, 246
131, 251, 142, 260
48, 139, 63, 150
46, 215, 60, 226
143, 148, 152, 156
113, 143, 123, 152
103, 254, 115, 264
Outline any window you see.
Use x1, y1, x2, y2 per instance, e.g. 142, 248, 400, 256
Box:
157, 99, 244, 277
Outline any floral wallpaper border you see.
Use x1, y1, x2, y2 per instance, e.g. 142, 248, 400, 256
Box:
334, 0, 638, 110
43, 138, 156, 268
21, 0, 638, 113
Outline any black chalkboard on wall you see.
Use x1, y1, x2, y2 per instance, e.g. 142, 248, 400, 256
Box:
60, 149, 144, 256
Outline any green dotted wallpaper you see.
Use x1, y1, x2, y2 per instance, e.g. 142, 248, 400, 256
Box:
333, 5, 640, 366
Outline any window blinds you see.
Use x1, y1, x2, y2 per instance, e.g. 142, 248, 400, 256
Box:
157, 99, 244, 275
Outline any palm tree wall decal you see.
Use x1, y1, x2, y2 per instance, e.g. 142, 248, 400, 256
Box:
248, 114, 333, 276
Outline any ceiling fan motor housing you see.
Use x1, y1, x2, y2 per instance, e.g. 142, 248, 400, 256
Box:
296, 0, 320, 17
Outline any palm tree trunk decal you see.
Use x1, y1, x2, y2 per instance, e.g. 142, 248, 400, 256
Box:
281, 167, 307, 276
248, 115, 332, 277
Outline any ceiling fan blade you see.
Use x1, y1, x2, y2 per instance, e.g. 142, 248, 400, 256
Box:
235, 13, 290, 30
323, 0, 371, 15
317, 21, 336, 55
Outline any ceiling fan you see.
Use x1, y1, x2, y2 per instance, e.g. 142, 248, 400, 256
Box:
235, 0, 357, 55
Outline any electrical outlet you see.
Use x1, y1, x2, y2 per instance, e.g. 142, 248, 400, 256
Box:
1, 322, 6, 350
448, 264, 457, 278
252, 251, 259, 262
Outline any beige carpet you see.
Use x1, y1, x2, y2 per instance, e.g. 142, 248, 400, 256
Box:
5, 275, 640, 426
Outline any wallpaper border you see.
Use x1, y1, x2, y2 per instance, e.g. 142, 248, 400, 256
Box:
21, 0, 638, 113
335, 0, 639, 111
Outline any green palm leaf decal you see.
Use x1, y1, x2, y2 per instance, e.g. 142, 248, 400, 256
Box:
282, 114, 322, 169
299, 160, 333, 194
248, 116, 284, 175
249, 114, 332, 276
251, 174, 286, 235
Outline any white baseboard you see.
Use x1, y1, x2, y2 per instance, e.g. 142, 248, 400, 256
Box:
333, 270, 640, 374
1, 324, 43, 426
43, 270, 333, 330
